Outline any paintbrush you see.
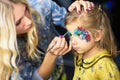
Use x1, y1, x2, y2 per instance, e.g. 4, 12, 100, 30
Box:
46, 31, 69, 53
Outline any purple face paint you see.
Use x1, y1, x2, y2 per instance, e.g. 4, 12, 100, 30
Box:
74, 26, 91, 42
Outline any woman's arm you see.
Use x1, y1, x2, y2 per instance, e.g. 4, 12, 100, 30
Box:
38, 36, 72, 80
50, 0, 94, 26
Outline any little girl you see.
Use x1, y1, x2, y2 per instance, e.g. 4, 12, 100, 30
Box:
65, 5, 120, 80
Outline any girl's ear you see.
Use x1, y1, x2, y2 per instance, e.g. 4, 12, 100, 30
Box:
94, 29, 103, 41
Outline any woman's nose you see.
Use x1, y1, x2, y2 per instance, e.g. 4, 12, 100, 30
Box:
24, 16, 32, 26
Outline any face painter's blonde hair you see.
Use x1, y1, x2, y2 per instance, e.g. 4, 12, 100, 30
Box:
0, 1, 19, 80
9, 0, 39, 59
65, 5, 117, 57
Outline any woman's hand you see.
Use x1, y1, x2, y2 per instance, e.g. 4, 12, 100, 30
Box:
39, 36, 72, 79
47, 36, 72, 56
68, 0, 94, 13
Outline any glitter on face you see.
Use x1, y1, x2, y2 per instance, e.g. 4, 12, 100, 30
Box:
68, 26, 91, 42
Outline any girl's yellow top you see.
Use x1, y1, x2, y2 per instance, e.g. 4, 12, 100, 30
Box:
73, 50, 120, 80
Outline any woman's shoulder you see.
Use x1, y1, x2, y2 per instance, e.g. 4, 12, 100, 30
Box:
26, 0, 52, 8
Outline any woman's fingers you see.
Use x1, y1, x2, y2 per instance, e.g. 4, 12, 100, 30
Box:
68, 0, 94, 13
68, 1, 79, 12
63, 40, 72, 55
81, 1, 94, 12
53, 37, 67, 55
47, 37, 71, 56
58, 39, 68, 55
46, 37, 58, 52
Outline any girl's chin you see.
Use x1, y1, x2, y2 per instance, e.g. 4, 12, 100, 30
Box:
76, 50, 83, 54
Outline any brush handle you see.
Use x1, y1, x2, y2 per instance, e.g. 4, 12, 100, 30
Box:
46, 31, 68, 53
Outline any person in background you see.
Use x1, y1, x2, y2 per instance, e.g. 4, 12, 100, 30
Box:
65, 5, 120, 80
0, 0, 94, 80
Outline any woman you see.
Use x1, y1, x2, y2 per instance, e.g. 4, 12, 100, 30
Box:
0, 0, 94, 80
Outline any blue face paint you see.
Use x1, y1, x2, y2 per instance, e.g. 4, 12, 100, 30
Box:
75, 26, 91, 42
68, 26, 91, 42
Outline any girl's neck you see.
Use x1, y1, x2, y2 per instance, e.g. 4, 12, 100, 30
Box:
82, 47, 103, 59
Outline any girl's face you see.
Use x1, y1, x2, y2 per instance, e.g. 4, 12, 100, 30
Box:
66, 22, 97, 57
13, 3, 32, 34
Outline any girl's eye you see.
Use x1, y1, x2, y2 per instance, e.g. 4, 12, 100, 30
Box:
74, 29, 81, 36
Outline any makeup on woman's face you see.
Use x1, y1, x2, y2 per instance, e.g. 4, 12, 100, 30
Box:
13, 3, 32, 34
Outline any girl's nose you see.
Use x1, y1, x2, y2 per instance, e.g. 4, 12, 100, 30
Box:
70, 36, 77, 45
71, 40, 77, 45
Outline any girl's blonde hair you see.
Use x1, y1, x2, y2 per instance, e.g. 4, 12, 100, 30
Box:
65, 5, 117, 57
9, 0, 39, 59
0, 1, 19, 80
